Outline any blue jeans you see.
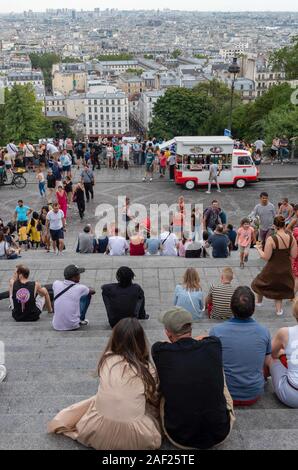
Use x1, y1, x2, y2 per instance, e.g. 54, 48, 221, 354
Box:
39, 181, 46, 196
80, 293, 91, 321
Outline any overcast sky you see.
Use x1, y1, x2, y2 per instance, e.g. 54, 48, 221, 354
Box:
1, 1, 297, 13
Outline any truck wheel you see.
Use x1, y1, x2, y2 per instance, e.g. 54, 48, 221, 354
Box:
235, 178, 246, 189
184, 180, 195, 190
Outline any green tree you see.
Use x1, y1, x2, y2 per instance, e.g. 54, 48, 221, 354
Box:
29, 52, 61, 91
171, 49, 182, 59
96, 53, 134, 61
264, 105, 298, 143
125, 68, 143, 76
270, 36, 298, 79
3, 84, 47, 143
144, 54, 154, 59
149, 87, 214, 139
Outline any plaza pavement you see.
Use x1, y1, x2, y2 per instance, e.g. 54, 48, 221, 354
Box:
0, 165, 298, 450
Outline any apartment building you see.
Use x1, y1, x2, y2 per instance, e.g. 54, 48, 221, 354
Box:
85, 91, 129, 136
138, 90, 165, 130
7, 70, 44, 88
118, 74, 145, 96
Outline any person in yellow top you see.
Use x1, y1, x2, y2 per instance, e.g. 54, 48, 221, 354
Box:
18, 223, 28, 250
27, 212, 41, 249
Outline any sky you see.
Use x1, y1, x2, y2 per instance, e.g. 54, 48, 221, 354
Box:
0, 1, 297, 13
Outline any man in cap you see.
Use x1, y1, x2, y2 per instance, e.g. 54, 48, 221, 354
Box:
151, 307, 234, 449
52, 265, 95, 331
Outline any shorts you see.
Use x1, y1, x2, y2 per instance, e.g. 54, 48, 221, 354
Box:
50, 229, 64, 241
63, 165, 71, 172
122, 155, 130, 162
146, 164, 153, 172
239, 245, 250, 254
5, 164, 11, 169
209, 176, 218, 182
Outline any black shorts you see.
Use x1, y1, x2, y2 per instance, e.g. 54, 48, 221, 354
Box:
50, 229, 64, 241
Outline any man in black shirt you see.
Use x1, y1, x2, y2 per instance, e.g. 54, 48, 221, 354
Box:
152, 307, 234, 449
101, 266, 149, 328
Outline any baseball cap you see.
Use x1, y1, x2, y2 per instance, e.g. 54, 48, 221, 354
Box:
159, 307, 193, 334
64, 265, 85, 279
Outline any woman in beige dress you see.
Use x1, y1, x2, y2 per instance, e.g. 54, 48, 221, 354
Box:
48, 318, 161, 450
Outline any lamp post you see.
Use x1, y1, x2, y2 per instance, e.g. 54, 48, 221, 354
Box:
228, 57, 240, 135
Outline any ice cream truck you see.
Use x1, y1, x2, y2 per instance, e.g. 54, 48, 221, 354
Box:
171, 136, 259, 190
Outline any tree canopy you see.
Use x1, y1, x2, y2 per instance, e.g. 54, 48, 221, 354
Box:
29, 52, 60, 91
269, 36, 298, 80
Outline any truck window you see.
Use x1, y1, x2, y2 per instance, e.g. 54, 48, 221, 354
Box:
238, 156, 252, 165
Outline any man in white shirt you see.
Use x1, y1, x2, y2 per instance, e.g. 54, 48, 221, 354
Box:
46, 142, 60, 161
122, 140, 131, 169
46, 202, 66, 255
23, 141, 35, 169
107, 227, 129, 256
206, 163, 221, 194
254, 138, 266, 154
52, 264, 95, 331
6, 142, 18, 163
160, 228, 179, 256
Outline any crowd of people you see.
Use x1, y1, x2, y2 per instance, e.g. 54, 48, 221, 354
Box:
0, 259, 297, 449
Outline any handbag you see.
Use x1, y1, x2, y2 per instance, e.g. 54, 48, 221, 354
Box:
187, 290, 203, 318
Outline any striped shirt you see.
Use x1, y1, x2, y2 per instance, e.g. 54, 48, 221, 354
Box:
208, 283, 235, 320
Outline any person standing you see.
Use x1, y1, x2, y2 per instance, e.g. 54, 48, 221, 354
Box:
236, 218, 256, 268
250, 192, 276, 248
206, 162, 221, 194
14, 200, 32, 230
60, 149, 72, 178
63, 176, 73, 209
23, 141, 35, 170
81, 164, 94, 202
251, 216, 297, 316
6, 141, 18, 167
122, 140, 131, 170
73, 182, 85, 220
167, 151, 176, 181
159, 150, 167, 178
36, 168, 46, 198
254, 137, 266, 156
142, 148, 155, 182
46, 202, 66, 255
56, 185, 68, 220
46, 169, 56, 204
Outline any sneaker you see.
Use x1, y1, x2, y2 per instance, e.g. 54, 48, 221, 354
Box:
142, 177, 146, 182
149, 177, 153, 182
217, 189, 221, 193
256, 302, 263, 307
206, 191, 211, 194
0, 365, 7, 383
244, 254, 249, 262
276, 310, 284, 316
80, 319, 89, 326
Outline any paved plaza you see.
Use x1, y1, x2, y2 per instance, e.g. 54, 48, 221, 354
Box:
0, 165, 298, 450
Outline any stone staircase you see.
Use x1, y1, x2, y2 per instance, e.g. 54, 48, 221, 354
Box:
0, 253, 297, 450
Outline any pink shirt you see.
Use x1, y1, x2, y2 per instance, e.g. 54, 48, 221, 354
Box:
237, 226, 254, 247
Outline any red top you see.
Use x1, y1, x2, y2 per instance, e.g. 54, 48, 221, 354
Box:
130, 241, 145, 256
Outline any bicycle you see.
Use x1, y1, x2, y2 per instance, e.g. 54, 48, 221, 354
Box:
0, 167, 27, 189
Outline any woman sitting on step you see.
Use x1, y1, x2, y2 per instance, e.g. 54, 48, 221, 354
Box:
269, 299, 298, 408
48, 317, 162, 450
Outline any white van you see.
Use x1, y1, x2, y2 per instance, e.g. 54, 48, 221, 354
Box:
173, 136, 259, 189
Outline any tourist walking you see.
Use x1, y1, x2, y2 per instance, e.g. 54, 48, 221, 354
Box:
73, 182, 85, 220
81, 164, 94, 202
56, 185, 68, 220
206, 162, 221, 194
251, 216, 297, 316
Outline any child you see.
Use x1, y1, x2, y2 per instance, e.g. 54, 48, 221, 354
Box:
36, 167, 46, 197
236, 217, 256, 269
18, 222, 28, 251
27, 212, 41, 249
159, 150, 167, 177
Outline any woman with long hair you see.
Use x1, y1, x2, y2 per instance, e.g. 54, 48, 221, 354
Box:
252, 215, 297, 316
48, 318, 161, 450
39, 206, 50, 252
174, 268, 204, 320
73, 182, 85, 220
56, 185, 68, 220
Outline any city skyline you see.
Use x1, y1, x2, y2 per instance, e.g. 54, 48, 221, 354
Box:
1, 1, 298, 13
